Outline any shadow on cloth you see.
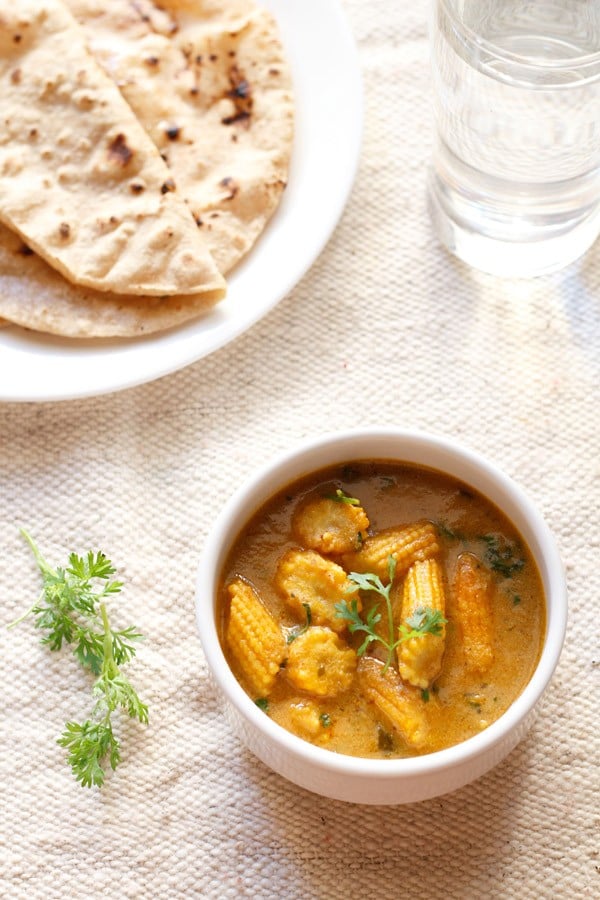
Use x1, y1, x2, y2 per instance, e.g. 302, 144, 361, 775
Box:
238, 735, 537, 897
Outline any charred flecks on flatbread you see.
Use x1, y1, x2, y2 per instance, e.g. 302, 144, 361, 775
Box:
0, 0, 226, 300
65, 0, 294, 275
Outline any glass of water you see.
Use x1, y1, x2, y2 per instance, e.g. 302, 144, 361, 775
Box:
428, 0, 600, 277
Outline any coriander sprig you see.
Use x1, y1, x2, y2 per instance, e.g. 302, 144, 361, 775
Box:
58, 602, 148, 787
12, 529, 125, 671
9, 529, 147, 787
335, 556, 446, 672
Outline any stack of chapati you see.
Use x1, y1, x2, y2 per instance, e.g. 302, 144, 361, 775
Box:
0, 0, 293, 336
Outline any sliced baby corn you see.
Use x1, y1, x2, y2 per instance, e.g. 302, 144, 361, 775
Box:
275, 549, 360, 634
452, 552, 495, 675
397, 557, 446, 689
292, 493, 370, 554
357, 656, 429, 750
341, 522, 440, 581
285, 627, 357, 697
225, 578, 286, 697
288, 700, 332, 742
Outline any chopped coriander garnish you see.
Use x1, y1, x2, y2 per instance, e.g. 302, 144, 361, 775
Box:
319, 713, 332, 728
421, 689, 430, 703
435, 521, 465, 542
325, 488, 361, 506
377, 725, 394, 751
464, 692, 484, 714
286, 603, 312, 643
512, 594, 521, 606
478, 534, 525, 578
255, 697, 269, 712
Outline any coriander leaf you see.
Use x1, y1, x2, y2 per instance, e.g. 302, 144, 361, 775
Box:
58, 720, 120, 789
334, 597, 365, 632
324, 488, 361, 506
95, 673, 149, 724
36, 605, 76, 652
286, 603, 312, 644
336, 556, 398, 671
364, 604, 382, 630
73, 628, 104, 675
478, 533, 525, 578
255, 698, 269, 712
110, 626, 144, 665
345, 570, 387, 595
435, 521, 465, 542
320, 713, 332, 728
67, 550, 117, 583
356, 632, 378, 656
399, 607, 446, 641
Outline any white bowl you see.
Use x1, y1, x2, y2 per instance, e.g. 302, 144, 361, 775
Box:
195, 430, 567, 804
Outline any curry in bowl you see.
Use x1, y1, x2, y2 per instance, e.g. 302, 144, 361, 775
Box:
217, 461, 545, 759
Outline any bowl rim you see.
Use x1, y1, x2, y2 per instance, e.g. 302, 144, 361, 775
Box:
195, 428, 567, 781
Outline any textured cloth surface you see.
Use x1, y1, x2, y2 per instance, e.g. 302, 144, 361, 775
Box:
0, 1, 599, 897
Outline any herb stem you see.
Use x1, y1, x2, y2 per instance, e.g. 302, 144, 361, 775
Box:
6, 600, 37, 630
20, 528, 56, 577
101, 603, 112, 660
100, 602, 119, 681
383, 591, 395, 672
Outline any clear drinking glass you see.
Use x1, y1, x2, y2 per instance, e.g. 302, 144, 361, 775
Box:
428, 0, 600, 277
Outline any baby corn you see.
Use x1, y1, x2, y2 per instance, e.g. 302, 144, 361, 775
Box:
275, 549, 359, 634
226, 578, 286, 697
285, 627, 356, 697
452, 552, 495, 674
342, 522, 439, 581
293, 494, 370, 555
397, 557, 446, 689
358, 656, 429, 750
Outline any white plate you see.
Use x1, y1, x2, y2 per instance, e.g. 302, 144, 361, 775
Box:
0, 0, 362, 403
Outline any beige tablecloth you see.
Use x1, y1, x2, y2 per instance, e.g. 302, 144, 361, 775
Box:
1, 1, 598, 897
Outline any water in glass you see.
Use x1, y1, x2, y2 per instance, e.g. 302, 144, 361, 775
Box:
429, 0, 600, 276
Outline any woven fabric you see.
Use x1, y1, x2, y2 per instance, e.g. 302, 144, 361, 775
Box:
1, 1, 599, 897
